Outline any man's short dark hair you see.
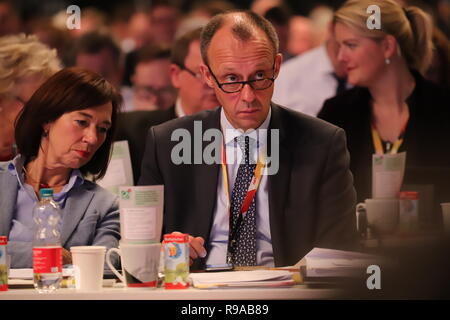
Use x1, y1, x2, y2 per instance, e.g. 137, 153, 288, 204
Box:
200, 10, 279, 66
136, 43, 171, 65
15, 67, 122, 181
171, 27, 203, 67
75, 31, 122, 67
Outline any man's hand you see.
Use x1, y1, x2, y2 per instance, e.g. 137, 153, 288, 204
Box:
171, 231, 207, 266
62, 248, 72, 265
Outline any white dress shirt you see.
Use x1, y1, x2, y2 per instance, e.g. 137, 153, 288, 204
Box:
175, 97, 186, 118
206, 107, 274, 267
272, 45, 341, 116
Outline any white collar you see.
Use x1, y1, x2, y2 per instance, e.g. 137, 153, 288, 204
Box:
220, 106, 272, 148
175, 97, 185, 118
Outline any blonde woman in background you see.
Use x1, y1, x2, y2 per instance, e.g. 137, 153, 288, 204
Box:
318, 0, 450, 226
0, 34, 61, 161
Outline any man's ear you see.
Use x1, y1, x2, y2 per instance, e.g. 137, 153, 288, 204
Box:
274, 53, 283, 79
200, 64, 215, 89
170, 64, 182, 89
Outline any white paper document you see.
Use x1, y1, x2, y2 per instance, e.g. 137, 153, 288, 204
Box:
301, 248, 386, 278
119, 185, 164, 243
97, 140, 134, 195
372, 152, 406, 198
189, 270, 295, 289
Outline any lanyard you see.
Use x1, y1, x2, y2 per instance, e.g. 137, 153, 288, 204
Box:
371, 125, 406, 155
221, 138, 265, 265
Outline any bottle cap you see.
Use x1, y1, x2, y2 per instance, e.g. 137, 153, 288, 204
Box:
39, 188, 53, 198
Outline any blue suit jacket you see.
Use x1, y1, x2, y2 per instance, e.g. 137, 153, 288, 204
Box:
0, 161, 121, 268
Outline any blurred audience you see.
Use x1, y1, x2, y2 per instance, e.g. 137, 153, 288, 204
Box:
0, 0, 21, 36
27, 18, 73, 67
149, 0, 181, 47
250, 0, 282, 16
273, 23, 349, 116
426, 27, 450, 88
0, 34, 61, 161
264, 5, 292, 61
128, 44, 176, 111
116, 27, 219, 182
72, 31, 124, 90
318, 0, 450, 227
308, 5, 334, 46
286, 15, 316, 56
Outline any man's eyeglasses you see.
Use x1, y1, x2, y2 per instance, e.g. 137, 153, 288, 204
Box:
177, 64, 202, 80
206, 61, 276, 94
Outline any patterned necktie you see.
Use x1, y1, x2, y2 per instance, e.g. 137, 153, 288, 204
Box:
229, 135, 257, 266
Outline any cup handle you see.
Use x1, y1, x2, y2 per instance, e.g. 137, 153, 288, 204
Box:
356, 202, 367, 233
106, 248, 125, 283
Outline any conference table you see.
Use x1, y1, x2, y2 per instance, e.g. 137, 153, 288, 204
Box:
0, 282, 344, 300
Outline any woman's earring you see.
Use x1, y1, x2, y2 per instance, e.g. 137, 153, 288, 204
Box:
385, 58, 391, 65
43, 130, 49, 137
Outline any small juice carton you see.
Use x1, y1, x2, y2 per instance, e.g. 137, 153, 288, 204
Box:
163, 233, 189, 289
0, 236, 8, 291
399, 191, 419, 233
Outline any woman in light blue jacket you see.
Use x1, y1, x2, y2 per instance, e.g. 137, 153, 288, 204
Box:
0, 67, 122, 268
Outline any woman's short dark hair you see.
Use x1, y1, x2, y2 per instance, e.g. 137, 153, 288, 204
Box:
15, 67, 122, 180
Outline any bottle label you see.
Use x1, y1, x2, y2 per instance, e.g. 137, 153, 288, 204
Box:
33, 246, 62, 274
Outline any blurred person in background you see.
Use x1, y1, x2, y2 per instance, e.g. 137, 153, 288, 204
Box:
149, 0, 181, 47
116, 27, 219, 182
174, 0, 236, 39
73, 31, 124, 90
129, 44, 176, 111
189, 0, 236, 20
308, 4, 335, 46
286, 15, 316, 56
436, 0, 450, 37
264, 5, 292, 61
68, 7, 108, 39
318, 0, 450, 226
0, 67, 122, 268
426, 27, 450, 88
273, 21, 349, 116
27, 17, 73, 67
0, 0, 21, 36
0, 34, 61, 162
250, 0, 282, 16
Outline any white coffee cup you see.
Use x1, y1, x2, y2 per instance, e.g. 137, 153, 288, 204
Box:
106, 242, 161, 288
356, 199, 399, 235
441, 203, 450, 232
70, 246, 106, 291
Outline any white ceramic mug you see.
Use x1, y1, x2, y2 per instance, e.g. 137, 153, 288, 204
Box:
70, 246, 106, 291
106, 242, 161, 288
356, 199, 399, 235
441, 203, 450, 232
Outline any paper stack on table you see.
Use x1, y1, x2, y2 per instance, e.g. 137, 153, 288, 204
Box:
189, 270, 296, 289
299, 248, 385, 278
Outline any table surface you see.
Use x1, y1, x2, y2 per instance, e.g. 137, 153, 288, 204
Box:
0, 283, 342, 300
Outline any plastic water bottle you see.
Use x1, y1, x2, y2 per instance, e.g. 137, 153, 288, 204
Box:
33, 188, 62, 293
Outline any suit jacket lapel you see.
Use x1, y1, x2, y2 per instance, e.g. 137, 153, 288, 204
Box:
60, 184, 94, 246
0, 170, 18, 236
196, 107, 221, 242
267, 104, 292, 265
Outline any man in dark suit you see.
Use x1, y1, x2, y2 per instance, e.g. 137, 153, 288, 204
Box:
116, 28, 219, 182
139, 10, 357, 269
